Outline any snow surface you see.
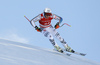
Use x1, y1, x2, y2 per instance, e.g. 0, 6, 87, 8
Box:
0, 39, 100, 65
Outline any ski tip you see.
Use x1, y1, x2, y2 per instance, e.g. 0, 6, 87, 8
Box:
80, 53, 86, 56
24, 15, 26, 17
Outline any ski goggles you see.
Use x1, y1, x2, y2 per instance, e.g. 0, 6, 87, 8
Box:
44, 13, 51, 16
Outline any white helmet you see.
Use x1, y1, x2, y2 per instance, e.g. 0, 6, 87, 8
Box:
44, 8, 51, 13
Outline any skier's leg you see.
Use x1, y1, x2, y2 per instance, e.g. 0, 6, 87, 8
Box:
41, 28, 63, 53
48, 26, 67, 44
55, 32, 74, 52
50, 26, 74, 52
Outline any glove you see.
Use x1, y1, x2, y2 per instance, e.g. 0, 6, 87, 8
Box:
54, 22, 60, 29
35, 26, 41, 32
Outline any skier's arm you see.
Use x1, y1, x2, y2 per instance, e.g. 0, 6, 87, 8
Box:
52, 14, 63, 29
30, 14, 42, 32
52, 14, 63, 24
30, 14, 41, 27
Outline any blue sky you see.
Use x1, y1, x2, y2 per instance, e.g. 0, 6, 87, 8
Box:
0, 0, 100, 63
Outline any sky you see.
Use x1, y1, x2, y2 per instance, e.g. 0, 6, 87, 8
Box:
0, 0, 100, 63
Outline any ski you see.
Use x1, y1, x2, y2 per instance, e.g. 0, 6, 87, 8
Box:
64, 49, 86, 56
73, 51, 86, 56
53, 49, 71, 56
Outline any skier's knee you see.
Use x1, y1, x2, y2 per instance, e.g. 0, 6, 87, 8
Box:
49, 39, 55, 46
60, 39, 66, 44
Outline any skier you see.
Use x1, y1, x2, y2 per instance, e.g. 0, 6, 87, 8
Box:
30, 8, 75, 53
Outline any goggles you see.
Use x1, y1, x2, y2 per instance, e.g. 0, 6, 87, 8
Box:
44, 13, 51, 16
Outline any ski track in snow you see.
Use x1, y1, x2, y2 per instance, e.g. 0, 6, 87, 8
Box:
0, 39, 100, 65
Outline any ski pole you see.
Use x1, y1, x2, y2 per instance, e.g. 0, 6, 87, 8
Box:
24, 15, 35, 27
60, 23, 71, 27
24, 15, 71, 28
24, 15, 30, 22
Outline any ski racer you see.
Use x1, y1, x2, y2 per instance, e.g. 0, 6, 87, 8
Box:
30, 8, 75, 53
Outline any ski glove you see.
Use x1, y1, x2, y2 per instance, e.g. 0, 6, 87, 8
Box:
54, 22, 60, 29
35, 26, 42, 32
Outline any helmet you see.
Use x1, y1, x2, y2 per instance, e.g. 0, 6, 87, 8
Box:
44, 8, 51, 13
44, 8, 52, 16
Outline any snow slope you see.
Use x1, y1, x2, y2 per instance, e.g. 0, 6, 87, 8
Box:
0, 39, 100, 65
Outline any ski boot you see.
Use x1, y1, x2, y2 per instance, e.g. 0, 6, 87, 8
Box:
64, 44, 75, 53
54, 45, 63, 53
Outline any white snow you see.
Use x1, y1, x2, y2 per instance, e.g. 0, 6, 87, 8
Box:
0, 39, 100, 65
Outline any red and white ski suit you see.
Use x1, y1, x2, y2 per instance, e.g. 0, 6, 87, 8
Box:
30, 13, 67, 47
